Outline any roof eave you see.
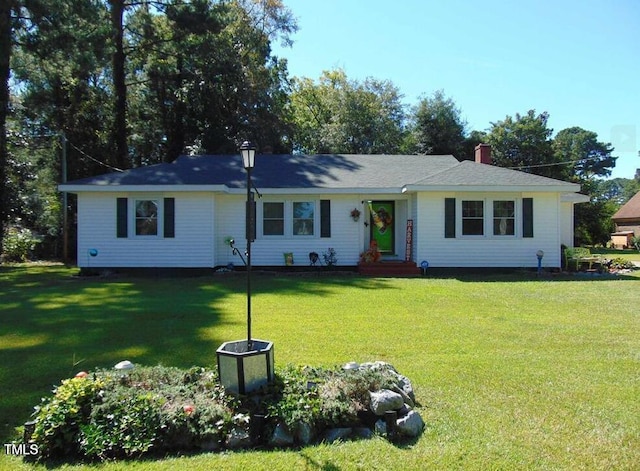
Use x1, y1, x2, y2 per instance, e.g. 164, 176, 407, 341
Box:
58, 184, 230, 193
403, 184, 581, 193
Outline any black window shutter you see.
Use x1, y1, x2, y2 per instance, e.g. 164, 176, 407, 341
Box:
444, 198, 456, 238
116, 198, 128, 238
164, 198, 175, 238
523, 198, 533, 238
320, 200, 331, 238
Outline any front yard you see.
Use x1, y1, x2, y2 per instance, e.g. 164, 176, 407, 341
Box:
1, 265, 638, 470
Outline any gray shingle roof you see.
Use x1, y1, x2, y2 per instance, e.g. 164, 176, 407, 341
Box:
61, 154, 579, 192
410, 160, 577, 187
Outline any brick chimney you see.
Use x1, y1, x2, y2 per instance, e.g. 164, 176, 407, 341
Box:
474, 144, 491, 165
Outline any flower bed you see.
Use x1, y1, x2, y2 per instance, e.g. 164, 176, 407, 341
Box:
19, 362, 423, 463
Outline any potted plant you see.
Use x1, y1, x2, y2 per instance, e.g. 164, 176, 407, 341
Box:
359, 240, 381, 263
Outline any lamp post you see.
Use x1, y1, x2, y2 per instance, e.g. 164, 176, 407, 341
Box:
216, 141, 273, 396
240, 141, 256, 350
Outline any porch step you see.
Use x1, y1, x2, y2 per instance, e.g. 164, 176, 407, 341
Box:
358, 261, 422, 277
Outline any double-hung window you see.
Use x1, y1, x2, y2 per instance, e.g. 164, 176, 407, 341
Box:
263, 202, 285, 236
461, 200, 484, 235
493, 200, 515, 236
262, 201, 324, 237
293, 202, 315, 236
445, 197, 531, 239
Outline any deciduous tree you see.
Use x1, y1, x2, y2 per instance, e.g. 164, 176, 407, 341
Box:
486, 110, 558, 178
289, 69, 407, 154
410, 90, 466, 157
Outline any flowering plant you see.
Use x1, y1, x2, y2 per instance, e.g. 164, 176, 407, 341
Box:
359, 240, 381, 263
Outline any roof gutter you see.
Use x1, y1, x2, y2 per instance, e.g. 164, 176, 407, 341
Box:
58, 184, 230, 193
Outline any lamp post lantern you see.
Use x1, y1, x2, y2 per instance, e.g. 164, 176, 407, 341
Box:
216, 141, 274, 395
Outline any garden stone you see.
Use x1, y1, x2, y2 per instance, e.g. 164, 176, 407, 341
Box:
323, 427, 352, 444
374, 419, 387, 435
396, 402, 413, 418
225, 426, 251, 449
391, 384, 415, 408
395, 410, 424, 437
395, 374, 416, 404
369, 389, 404, 415
269, 422, 294, 447
295, 422, 315, 445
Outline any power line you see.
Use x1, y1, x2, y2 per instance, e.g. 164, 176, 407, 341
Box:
67, 141, 124, 173
507, 154, 610, 171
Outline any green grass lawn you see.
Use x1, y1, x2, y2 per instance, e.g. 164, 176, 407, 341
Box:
590, 247, 640, 262
1, 265, 639, 470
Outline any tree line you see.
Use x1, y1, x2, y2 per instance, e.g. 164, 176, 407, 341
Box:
1, 0, 638, 260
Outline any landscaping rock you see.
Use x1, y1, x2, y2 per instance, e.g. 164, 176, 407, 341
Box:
269, 422, 294, 447
396, 402, 413, 418
323, 427, 353, 444
391, 384, 415, 408
394, 374, 416, 405
374, 419, 387, 435
395, 410, 424, 437
225, 426, 251, 449
295, 422, 315, 445
369, 389, 404, 415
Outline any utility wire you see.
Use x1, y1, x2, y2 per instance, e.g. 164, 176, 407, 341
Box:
68, 141, 125, 173
507, 154, 609, 171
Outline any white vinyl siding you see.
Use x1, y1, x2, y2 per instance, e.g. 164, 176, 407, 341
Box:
77, 192, 215, 268
415, 192, 563, 268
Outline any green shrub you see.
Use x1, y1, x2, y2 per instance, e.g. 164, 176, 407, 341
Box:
266, 364, 400, 432
30, 376, 105, 460
25, 363, 416, 463
267, 365, 322, 430
608, 257, 636, 270
27, 366, 237, 462
79, 390, 162, 459
1, 226, 40, 262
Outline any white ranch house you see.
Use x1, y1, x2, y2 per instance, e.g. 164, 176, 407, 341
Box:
59, 145, 588, 271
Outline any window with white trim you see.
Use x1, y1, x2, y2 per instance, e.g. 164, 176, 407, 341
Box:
135, 199, 159, 236
493, 200, 515, 236
461, 200, 484, 235
261, 201, 323, 237
263, 202, 285, 236
293, 202, 315, 236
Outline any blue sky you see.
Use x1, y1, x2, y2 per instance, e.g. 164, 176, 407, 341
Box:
272, 0, 639, 179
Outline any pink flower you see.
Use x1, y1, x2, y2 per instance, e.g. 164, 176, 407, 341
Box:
75, 371, 88, 378
183, 404, 195, 416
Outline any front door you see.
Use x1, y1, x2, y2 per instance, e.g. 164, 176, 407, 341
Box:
368, 201, 395, 254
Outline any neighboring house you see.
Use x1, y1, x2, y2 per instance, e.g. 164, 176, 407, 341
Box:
59, 145, 588, 270
610, 191, 640, 248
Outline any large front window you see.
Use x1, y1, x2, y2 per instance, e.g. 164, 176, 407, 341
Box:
135, 200, 158, 235
462, 200, 484, 235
